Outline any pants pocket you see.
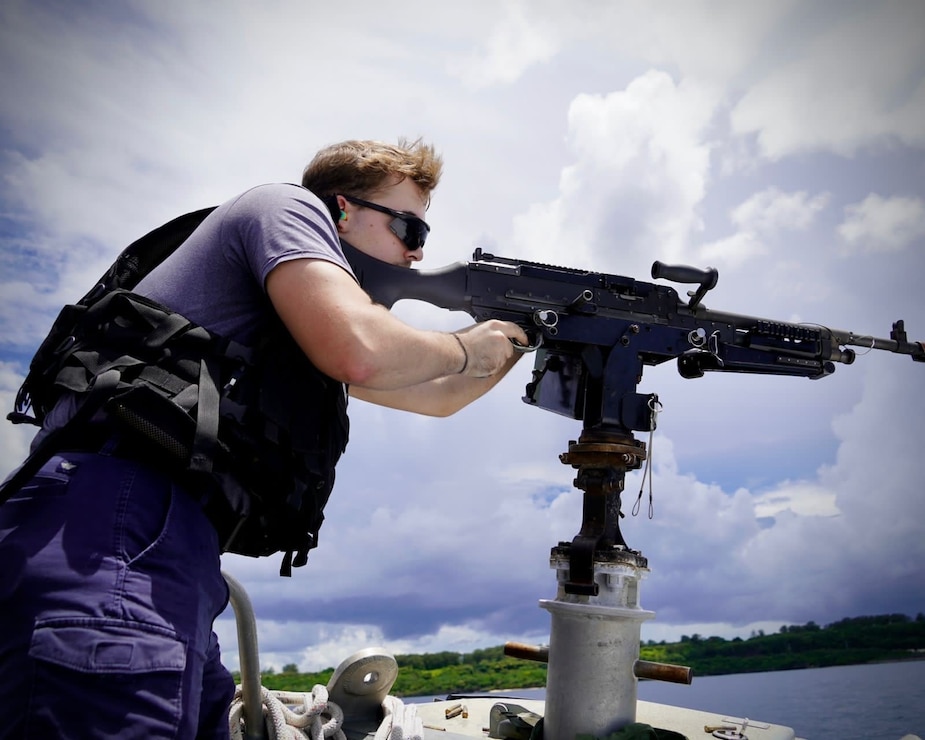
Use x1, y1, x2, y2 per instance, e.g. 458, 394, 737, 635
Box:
0, 456, 72, 511
26, 617, 188, 739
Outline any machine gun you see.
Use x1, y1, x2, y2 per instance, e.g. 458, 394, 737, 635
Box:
344, 242, 923, 597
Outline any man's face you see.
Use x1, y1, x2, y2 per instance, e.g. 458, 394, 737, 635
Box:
338, 177, 428, 267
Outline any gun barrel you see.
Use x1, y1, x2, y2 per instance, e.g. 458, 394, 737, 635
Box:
695, 305, 922, 364
835, 329, 925, 361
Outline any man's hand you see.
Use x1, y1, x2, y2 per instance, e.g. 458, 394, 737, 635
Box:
453, 321, 529, 377
351, 320, 529, 416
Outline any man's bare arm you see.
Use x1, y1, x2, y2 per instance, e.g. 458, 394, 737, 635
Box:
266, 258, 526, 390
349, 351, 523, 416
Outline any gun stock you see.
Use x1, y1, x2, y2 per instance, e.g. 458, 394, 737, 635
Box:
344, 242, 471, 312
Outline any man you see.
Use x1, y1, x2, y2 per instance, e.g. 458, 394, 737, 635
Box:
0, 138, 527, 738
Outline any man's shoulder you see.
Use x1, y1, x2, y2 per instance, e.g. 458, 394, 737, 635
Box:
228, 183, 327, 214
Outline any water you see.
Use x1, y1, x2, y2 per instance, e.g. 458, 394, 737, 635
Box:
410, 661, 925, 740
634, 661, 925, 740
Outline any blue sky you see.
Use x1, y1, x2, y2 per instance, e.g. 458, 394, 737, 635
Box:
2, 0, 923, 673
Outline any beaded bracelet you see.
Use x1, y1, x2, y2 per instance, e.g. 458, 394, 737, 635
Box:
452, 334, 469, 374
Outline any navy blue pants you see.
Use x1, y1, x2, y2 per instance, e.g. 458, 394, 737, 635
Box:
0, 449, 235, 739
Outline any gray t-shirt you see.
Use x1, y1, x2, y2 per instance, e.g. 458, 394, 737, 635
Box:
36, 183, 354, 445
135, 182, 355, 345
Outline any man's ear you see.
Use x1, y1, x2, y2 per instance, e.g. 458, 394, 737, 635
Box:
320, 194, 343, 225
336, 195, 351, 229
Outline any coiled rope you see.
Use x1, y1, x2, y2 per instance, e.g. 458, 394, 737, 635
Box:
375, 695, 423, 740
229, 684, 423, 740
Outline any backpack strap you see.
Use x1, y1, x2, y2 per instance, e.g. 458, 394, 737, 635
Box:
191, 355, 221, 474
0, 368, 121, 506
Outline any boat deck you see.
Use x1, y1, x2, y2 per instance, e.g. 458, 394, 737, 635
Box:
409, 696, 799, 739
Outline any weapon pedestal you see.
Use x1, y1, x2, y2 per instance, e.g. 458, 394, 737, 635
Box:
539, 429, 654, 739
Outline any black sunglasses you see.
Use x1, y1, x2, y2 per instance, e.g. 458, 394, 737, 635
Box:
340, 194, 430, 251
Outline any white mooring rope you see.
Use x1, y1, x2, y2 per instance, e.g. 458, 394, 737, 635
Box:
229, 684, 423, 740
374, 695, 424, 740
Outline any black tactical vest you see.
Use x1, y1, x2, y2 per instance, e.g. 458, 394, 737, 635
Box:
4, 207, 349, 576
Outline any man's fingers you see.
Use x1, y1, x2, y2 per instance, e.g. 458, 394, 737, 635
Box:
510, 333, 541, 352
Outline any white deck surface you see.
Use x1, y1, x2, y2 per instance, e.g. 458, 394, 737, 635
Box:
412, 696, 799, 739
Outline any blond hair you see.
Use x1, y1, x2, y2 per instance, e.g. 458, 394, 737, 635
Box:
302, 138, 443, 206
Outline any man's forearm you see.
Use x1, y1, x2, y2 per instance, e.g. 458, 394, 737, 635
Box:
350, 352, 523, 416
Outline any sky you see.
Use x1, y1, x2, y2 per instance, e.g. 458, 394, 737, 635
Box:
1, 0, 924, 677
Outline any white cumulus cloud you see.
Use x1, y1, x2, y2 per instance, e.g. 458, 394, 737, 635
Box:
447, 1, 560, 89
699, 188, 829, 269
838, 194, 925, 254
730, 0, 925, 158
513, 70, 719, 272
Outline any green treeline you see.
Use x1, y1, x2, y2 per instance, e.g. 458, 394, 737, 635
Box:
639, 612, 924, 676
243, 613, 925, 697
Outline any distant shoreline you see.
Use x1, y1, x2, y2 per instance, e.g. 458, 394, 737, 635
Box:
248, 614, 925, 697
864, 652, 925, 665
430, 654, 925, 697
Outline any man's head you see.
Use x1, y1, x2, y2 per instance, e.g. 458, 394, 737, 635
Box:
302, 138, 442, 204
302, 138, 443, 266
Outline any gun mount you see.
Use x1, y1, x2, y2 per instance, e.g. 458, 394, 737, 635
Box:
344, 240, 922, 572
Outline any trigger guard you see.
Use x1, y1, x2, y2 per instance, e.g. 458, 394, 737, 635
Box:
512, 332, 543, 353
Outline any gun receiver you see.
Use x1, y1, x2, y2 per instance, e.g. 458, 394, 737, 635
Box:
344, 242, 923, 594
